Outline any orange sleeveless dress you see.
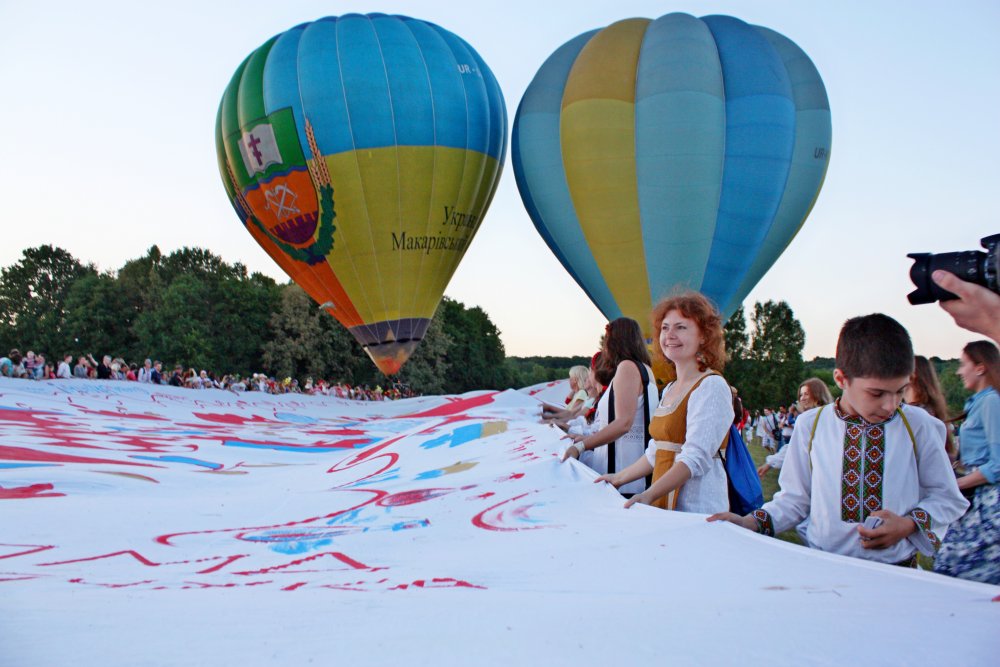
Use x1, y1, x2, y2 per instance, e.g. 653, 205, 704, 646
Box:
649, 372, 729, 510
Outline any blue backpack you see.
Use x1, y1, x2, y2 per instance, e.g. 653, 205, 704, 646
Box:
721, 425, 764, 514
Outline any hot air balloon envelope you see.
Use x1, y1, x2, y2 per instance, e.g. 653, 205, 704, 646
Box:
512, 13, 830, 333
216, 14, 507, 374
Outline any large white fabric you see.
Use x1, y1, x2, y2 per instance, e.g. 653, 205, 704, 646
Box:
767, 404, 969, 561
644, 374, 732, 514
589, 365, 658, 495
1, 378, 996, 666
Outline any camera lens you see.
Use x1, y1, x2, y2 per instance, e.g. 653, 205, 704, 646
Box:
906, 250, 986, 305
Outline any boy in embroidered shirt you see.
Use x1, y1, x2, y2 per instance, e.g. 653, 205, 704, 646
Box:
709, 314, 968, 566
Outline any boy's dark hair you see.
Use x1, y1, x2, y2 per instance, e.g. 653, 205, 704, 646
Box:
836, 313, 914, 379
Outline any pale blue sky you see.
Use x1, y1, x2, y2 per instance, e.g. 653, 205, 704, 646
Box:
2, 1, 998, 360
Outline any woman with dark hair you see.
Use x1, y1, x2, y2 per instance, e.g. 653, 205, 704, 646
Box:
934, 340, 1000, 584
596, 292, 733, 513
563, 318, 657, 497
904, 356, 956, 458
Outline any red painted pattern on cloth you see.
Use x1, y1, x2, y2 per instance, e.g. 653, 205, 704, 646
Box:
0, 543, 56, 560
401, 393, 497, 418
0, 445, 161, 468
376, 488, 453, 507
472, 493, 555, 532
0, 483, 64, 499
233, 551, 376, 576
155, 488, 386, 546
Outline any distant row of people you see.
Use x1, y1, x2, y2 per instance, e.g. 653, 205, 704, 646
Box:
0, 350, 417, 401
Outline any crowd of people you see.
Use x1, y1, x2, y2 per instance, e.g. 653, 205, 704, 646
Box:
542, 269, 999, 586
0, 350, 417, 401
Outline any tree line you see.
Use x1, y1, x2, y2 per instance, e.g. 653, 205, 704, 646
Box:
0, 245, 598, 394
4, 244, 955, 407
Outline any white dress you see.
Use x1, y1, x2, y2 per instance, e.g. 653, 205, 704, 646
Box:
587, 364, 658, 496
643, 375, 733, 514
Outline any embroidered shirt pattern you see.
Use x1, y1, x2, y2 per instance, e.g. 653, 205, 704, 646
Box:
751, 509, 774, 537
909, 507, 941, 550
836, 402, 891, 523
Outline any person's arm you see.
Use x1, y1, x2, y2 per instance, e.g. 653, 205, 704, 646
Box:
562, 362, 640, 461
932, 270, 1000, 344
757, 446, 788, 477
624, 459, 691, 508
958, 392, 1000, 490
594, 455, 654, 489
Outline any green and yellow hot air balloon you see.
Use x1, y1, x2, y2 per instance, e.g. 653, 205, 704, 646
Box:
216, 13, 507, 374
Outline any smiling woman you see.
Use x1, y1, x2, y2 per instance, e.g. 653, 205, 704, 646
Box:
594, 291, 733, 513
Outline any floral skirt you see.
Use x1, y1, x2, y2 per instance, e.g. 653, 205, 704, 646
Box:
933, 483, 1000, 585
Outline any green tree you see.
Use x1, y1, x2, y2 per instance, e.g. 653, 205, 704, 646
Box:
210, 272, 280, 375
394, 316, 452, 394
116, 246, 166, 360
934, 358, 967, 417
0, 245, 95, 354
438, 298, 509, 392
723, 306, 753, 401
741, 300, 806, 410
503, 355, 592, 388
117, 246, 164, 314
262, 284, 367, 382
157, 247, 243, 287
133, 275, 213, 370
723, 306, 749, 360
62, 273, 135, 358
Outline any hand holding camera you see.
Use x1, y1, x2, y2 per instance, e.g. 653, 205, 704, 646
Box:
908, 233, 1000, 346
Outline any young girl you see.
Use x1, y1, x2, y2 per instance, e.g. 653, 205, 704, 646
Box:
904, 355, 956, 459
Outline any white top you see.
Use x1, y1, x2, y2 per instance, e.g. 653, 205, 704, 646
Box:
757, 414, 777, 444
643, 374, 733, 514
587, 364, 658, 496
56, 361, 72, 379
762, 404, 969, 563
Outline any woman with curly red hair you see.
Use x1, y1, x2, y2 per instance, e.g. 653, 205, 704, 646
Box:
596, 291, 733, 513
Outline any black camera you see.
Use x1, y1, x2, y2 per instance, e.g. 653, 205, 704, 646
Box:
907, 234, 1000, 305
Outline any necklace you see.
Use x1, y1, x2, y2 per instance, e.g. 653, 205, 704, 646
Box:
661, 372, 709, 410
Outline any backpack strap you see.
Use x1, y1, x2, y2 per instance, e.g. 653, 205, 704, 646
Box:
606, 361, 654, 489
807, 404, 827, 471
896, 406, 919, 462
808, 404, 918, 470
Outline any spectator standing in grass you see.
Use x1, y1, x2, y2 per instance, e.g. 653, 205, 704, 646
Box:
57, 354, 73, 379
934, 340, 1000, 584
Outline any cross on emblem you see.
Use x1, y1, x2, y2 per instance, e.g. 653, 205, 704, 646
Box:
264, 185, 301, 220
247, 134, 264, 166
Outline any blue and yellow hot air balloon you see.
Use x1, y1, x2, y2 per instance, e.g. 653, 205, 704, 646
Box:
512, 13, 831, 333
216, 14, 506, 374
